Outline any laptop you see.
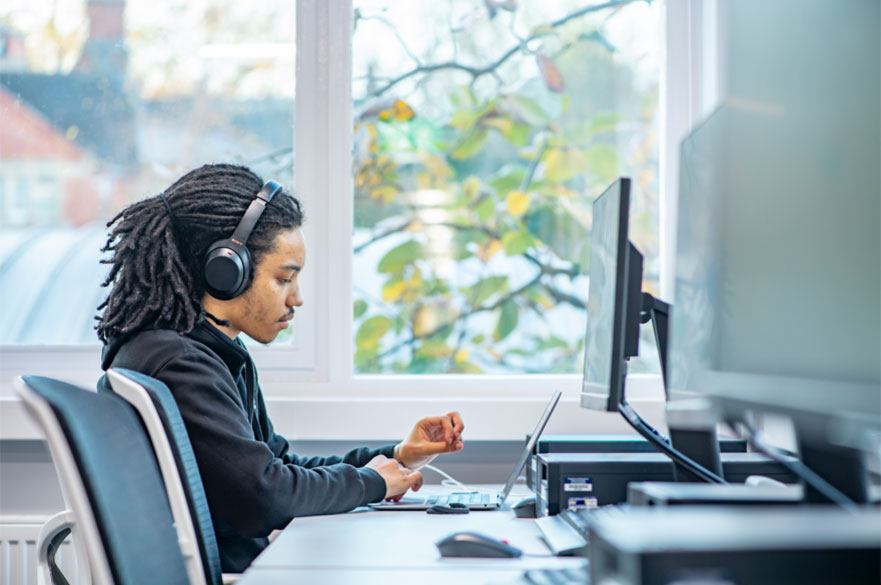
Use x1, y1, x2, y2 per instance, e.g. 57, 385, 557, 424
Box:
369, 390, 562, 510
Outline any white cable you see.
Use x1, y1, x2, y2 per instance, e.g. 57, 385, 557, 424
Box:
421, 464, 474, 492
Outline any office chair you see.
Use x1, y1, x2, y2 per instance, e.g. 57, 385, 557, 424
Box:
15, 375, 190, 585
99, 368, 227, 585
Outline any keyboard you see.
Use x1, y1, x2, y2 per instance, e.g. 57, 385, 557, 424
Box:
522, 567, 588, 585
426, 492, 493, 506
534, 509, 591, 556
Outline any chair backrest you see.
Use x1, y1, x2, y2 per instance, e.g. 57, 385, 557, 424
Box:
16, 375, 190, 585
101, 368, 222, 585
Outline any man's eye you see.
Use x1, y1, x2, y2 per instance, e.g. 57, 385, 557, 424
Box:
279, 278, 292, 285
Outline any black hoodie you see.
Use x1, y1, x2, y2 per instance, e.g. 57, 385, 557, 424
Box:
100, 320, 391, 573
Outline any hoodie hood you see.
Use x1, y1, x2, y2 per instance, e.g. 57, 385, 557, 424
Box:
101, 320, 249, 374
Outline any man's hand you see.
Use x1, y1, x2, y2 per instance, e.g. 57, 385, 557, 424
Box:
365, 455, 423, 500
395, 411, 465, 470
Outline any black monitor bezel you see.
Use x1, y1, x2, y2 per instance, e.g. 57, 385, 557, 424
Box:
580, 177, 632, 413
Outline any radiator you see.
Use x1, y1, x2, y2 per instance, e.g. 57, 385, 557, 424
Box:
0, 516, 82, 585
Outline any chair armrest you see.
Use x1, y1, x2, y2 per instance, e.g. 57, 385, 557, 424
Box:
37, 510, 90, 585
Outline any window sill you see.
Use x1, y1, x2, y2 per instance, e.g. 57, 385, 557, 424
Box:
0, 380, 667, 441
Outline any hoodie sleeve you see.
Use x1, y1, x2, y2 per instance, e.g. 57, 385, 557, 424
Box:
258, 394, 396, 469
154, 347, 390, 538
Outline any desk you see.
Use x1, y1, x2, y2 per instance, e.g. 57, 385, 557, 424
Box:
238, 484, 584, 584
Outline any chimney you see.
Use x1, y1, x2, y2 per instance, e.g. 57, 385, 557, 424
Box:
77, 0, 127, 78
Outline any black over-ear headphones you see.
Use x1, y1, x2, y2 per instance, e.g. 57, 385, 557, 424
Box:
202, 180, 283, 300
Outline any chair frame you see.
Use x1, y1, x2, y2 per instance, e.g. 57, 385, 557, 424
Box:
105, 369, 207, 585
15, 377, 115, 585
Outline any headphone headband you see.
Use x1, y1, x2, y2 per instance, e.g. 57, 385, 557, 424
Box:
228, 180, 282, 246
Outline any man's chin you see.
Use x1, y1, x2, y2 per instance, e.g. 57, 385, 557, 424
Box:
244, 331, 278, 345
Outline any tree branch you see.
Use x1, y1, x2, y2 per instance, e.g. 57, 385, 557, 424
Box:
353, 218, 414, 254
363, 0, 642, 100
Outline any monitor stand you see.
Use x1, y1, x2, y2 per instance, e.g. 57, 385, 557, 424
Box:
799, 438, 871, 503
638, 292, 726, 483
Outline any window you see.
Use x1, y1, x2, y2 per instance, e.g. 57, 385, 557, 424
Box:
351, 1, 662, 375
0, 0, 296, 348
2, 1, 701, 440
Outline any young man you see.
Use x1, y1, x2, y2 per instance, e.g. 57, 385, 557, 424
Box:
97, 164, 464, 572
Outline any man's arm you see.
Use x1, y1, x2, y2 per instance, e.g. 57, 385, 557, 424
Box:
156, 351, 389, 536
257, 395, 396, 468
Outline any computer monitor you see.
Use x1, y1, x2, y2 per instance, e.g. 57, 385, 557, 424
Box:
581, 177, 725, 483
668, 0, 880, 501
580, 178, 634, 413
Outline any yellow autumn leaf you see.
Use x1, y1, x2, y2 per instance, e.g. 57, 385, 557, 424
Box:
506, 191, 530, 216
543, 148, 585, 182
536, 296, 554, 309
370, 185, 397, 202
463, 176, 481, 200
405, 219, 424, 233
484, 117, 513, 135
423, 154, 451, 183
391, 99, 415, 121
382, 280, 407, 302
412, 306, 438, 337
477, 238, 503, 262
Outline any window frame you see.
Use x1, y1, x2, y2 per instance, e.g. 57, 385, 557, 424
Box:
0, 0, 713, 441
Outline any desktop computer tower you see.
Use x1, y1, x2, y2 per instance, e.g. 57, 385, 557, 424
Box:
626, 481, 802, 507
536, 452, 797, 516
526, 433, 747, 490
587, 506, 881, 585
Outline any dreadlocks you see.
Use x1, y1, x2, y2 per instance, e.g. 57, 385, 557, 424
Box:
96, 163, 304, 343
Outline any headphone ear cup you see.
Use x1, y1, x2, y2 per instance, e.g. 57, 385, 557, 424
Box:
202, 240, 251, 300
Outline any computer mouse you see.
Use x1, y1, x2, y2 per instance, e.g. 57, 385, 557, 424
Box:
512, 496, 538, 518
435, 531, 523, 558
427, 502, 470, 514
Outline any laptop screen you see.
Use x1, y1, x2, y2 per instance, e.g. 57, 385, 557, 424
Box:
498, 390, 562, 503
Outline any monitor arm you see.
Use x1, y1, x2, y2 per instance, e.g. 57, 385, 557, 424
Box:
640, 292, 670, 395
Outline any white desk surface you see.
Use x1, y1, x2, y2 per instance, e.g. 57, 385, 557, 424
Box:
236, 568, 543, 585
240, 484, 585, 583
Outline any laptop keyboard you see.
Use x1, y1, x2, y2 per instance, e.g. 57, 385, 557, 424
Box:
560, 508, 593, 537
426, 492, 492, 506
522, 567, 588, 585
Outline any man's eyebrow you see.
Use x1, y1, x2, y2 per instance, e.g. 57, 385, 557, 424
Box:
280, 263, 302, 272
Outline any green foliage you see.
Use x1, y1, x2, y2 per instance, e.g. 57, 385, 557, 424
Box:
494, 300, 519, 341
465, 275, 509, 307
351, 1, 659, 375
353, 299, 367, 319
377, 241, 425, 274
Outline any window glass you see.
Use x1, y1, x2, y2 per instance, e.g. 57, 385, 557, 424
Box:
0, 0, 295, 345
352, 0, 661, 374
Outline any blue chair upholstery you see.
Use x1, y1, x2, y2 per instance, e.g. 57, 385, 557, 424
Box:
19, 375, 189, 585
99, 368, 223, 585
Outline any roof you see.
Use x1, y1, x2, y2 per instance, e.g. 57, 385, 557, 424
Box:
0, 225, 108, 345
0, 72, 137, 168
0, 87, 86, 161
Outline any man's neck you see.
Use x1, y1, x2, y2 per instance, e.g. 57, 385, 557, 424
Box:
203, 308, 240, 340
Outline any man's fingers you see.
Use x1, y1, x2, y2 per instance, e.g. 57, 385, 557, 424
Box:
418, 440, 459, 454
437, 416, 454, 443
403, 469, 423, 491
446, 411, 464, 437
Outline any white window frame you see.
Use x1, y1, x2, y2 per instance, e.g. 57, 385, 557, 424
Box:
0, 0, 715, 441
